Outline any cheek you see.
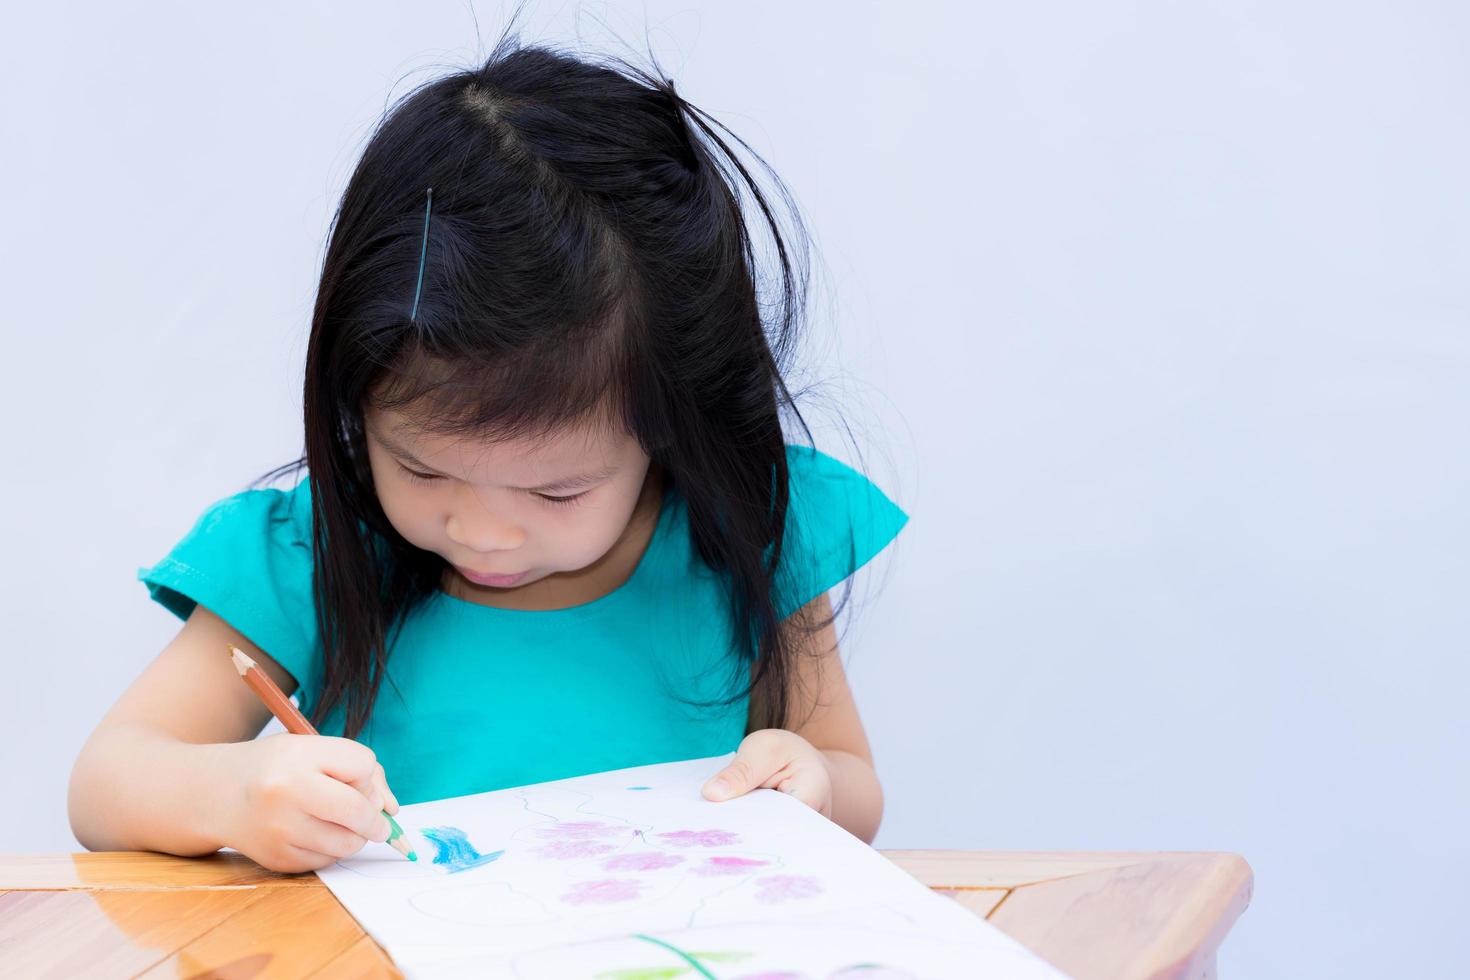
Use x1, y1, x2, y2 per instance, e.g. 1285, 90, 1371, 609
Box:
546, 499, 637, 564
374, 480, 440, 545
545, 510, 615, 559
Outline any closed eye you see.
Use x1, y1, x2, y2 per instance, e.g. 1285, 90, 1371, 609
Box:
397, 463, 443, 485
536, 491, 588, 507
397, 462, 589, 505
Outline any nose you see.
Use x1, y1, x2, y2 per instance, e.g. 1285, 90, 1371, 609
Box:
444, 497, 526, 553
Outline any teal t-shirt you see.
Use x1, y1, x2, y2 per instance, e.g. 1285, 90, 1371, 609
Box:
138, 443, 908, 805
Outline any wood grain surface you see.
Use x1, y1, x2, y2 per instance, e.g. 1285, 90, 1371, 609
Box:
0, 849, 1252, 979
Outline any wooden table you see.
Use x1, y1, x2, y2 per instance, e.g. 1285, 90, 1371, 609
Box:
0, 849, 1251, 979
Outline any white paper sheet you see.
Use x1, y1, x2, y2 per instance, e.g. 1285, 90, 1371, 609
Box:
316, 754, 1073, 979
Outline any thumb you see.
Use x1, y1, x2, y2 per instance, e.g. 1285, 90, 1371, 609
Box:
702, 765, 746, 802
703, 743, 778, 802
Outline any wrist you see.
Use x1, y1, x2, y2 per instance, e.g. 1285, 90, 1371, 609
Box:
812, 747, 843, 818
816, 746, 852, 781
814, 747, 883, 842
182, 740, 244, 854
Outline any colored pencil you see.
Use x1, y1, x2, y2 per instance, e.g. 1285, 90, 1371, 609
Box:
227, 644, 417, 861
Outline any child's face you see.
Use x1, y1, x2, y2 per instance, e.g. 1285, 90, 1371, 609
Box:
362, 404, 656, 598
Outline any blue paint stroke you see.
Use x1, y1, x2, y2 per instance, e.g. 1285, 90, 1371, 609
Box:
420, 825, 504, 873
627, 786, 652, 791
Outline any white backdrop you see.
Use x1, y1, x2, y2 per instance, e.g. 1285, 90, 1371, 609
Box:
2, 3, 1466, 978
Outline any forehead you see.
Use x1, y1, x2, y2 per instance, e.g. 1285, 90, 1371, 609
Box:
366, 405, 628, 467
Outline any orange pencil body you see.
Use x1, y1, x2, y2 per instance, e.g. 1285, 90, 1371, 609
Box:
231, 647, 317, 736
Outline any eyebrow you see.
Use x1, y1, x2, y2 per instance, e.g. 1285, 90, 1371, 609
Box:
370, 429, 620, 493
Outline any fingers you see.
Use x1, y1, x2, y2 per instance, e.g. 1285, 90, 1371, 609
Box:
771, 770, 827, 812
342, 771, 384, 813
267, 844, 341, 874
291, 813, 371, 860
310, 736, 401, 816
385, 780, 400, 814
313, 736, 384, 786
701, 731, 834, 817
702, 730, 789, 802
241, 735, 406, 871
375, 766, 400, 815
248, 827, 361, 873
302, 772, 392, 843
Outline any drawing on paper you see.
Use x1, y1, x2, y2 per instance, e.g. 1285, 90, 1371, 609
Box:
316, 755, 1074, 979
420, 825, 504, 873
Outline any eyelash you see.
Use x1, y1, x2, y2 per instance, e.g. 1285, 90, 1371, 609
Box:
398, 465, 440, 486
537, 491, 588, 507
396, 463, 588, 506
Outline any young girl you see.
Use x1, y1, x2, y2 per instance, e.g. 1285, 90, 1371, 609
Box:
69, 35, 907, 874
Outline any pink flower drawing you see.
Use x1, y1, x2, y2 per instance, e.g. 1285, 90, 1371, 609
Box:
753, 874, 824, 903
655, 828, 742, 848
560, 878, 644, 905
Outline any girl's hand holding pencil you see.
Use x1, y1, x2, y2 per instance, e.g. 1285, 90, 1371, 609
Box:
227, 644, 416, 872
224, 729, 404, 873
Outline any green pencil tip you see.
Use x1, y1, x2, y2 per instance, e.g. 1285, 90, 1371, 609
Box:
383, 811, 417, 860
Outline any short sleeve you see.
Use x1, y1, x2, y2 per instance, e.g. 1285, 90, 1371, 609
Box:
136, 479, 324, 715
773, 443, 910, 620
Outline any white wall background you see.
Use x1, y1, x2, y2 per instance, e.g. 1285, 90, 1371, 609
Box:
3, 3, 1466, 977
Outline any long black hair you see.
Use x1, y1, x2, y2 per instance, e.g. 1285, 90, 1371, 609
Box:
254, 26, 853, 740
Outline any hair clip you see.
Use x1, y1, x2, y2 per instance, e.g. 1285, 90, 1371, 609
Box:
410, 187, 433, 322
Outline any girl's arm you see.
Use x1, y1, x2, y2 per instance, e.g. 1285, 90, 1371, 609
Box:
68, 604, 397, 871
703, 592, 885, 843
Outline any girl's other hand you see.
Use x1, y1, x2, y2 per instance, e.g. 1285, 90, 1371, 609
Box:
701, 728, 834, 819
222, 732, 401, 873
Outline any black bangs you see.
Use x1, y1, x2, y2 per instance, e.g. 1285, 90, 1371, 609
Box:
360, 304, 636, 447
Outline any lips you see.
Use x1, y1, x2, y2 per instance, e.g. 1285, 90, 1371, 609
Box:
457, 566, 529, 588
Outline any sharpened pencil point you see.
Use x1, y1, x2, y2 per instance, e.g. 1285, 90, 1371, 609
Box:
388, 833, 417, 861
228, 645, 256, 676
385, 814, 417, 861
